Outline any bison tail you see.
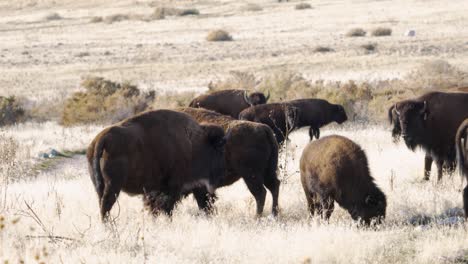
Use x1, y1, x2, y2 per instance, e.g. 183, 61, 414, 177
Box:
456, 122, 468, 178
93, 135, 107, 199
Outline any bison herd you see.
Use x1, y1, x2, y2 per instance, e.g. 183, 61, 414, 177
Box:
87, 88, 468, 225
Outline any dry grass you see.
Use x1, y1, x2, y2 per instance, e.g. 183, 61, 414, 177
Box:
206, 30, 233, 42
61, 76, 154, 126
361, 43, 377, 52
295, 3, 312, 10
346, 28, 366, 37
44, 12, 62, 21
371, 27, 392, 37
89, 16, 103, 23
208, 71, 259, 91
0, 125, 466, 263
103, 14, 130, 24
152, 91, 196, 109
242, 3, 263, 12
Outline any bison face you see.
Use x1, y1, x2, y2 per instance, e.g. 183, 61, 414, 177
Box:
333, 105, 348, 124
248, 92, 268, 105
350, 192, 386, 225
201, 124, 229, 190
395, 101, 428, 150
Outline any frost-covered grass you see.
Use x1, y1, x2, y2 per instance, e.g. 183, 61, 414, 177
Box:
0, 124, 466, 263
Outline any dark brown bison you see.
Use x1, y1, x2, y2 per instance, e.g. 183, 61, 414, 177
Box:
300, 135, 386, 225
87, 109, 228, 221
189, 89, 270, 118
178, 107, 280, 216
456, 119, 468, 217
388, 92, 468, 181
239, 99, 348, 144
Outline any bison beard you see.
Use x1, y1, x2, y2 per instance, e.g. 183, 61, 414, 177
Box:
87, 110, 228, 222
389, 92, 468, 182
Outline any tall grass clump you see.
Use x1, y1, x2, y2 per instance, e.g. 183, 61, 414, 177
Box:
371, 27, 392, 36
0, 96, 25, 126
404, 60, 468, 91
346, 28, 366, 37
61, 76, 155, 126
208, 71, 259, 91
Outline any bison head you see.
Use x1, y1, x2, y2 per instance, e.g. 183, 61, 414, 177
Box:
244, 91, 270, 106
394, 101, 429, 150
200, 123, 230, 190
332, 105, 348, 124
350, 190, 387, 225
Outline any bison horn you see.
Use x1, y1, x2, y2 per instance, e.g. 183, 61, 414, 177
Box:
243, 90, 253, 106
265, 90, 271, 102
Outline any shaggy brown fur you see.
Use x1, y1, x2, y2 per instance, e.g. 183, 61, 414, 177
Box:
456, 119, 468, 217
300, 135, 386, 225
87, 109, 227, 221
178, 107, 280, 216
239, 99, 347, 144
189, 89, 269, 118
388, 92, 468, 181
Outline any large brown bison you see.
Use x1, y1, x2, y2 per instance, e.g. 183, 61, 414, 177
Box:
300, 135, 386, 225
189, 89, 270, 118
456, 119, 468, 217
87, 109, 228, 221
178, 107, 280, 216
239, 99, 348, 144
388, 92, 468, 181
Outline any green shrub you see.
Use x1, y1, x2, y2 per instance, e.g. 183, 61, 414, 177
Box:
0, 96, 25, 126
61, 76, 154, 126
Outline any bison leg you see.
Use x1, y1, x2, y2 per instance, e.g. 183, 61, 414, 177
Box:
264, 176, 280, 217
193, 187, 216, 214
463, 185, 468, 218
320, 196, 334, 220
435, 159, 444, 182
100, 159, 126, 222
143, 191, 180, 216
443, 161, 456, 177
424, 154, 433, 181
305, 192, 319, 217
308, 126, 320, 140
243, 176, 267, 216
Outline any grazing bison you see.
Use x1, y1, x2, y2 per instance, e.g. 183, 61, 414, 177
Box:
456, 119, 468, 217
189, 89, 270, 118
239, 99, 348, 144
87, 109, 228, 221
300, 135, 386, 224
178, 107, 280, 216
388, 92, 468, 181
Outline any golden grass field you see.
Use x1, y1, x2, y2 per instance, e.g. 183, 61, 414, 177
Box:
0, 0, 468, 263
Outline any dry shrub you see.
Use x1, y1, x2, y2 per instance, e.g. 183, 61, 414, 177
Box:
151, 7, 199, 19
0, 96, 25, 126
371, 27, 392, 37
242, 3, 263, 12
104, 14, 130, 24
346, 28, 366, 37
61, 76, 155, 126
295, 3, 312, 10
44, 12, 62, 21
206, 30, 233, 42
313, 46, 334, 53
208, 71, 259, 91
152, 91, 196, 109
361, 43, 377, 52
89, 16, 103, 23
404, 60, 468, 91
179, 9, 200, 16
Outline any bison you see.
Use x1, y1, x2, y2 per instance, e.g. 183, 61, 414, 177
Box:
178, 107, 280, 216
87, 109, 228, 221
300, 135, 386, 225
239, 98, 348, 144
456, 119, 468, 217
388, 92, 468, 181
189, 89, 270, 118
